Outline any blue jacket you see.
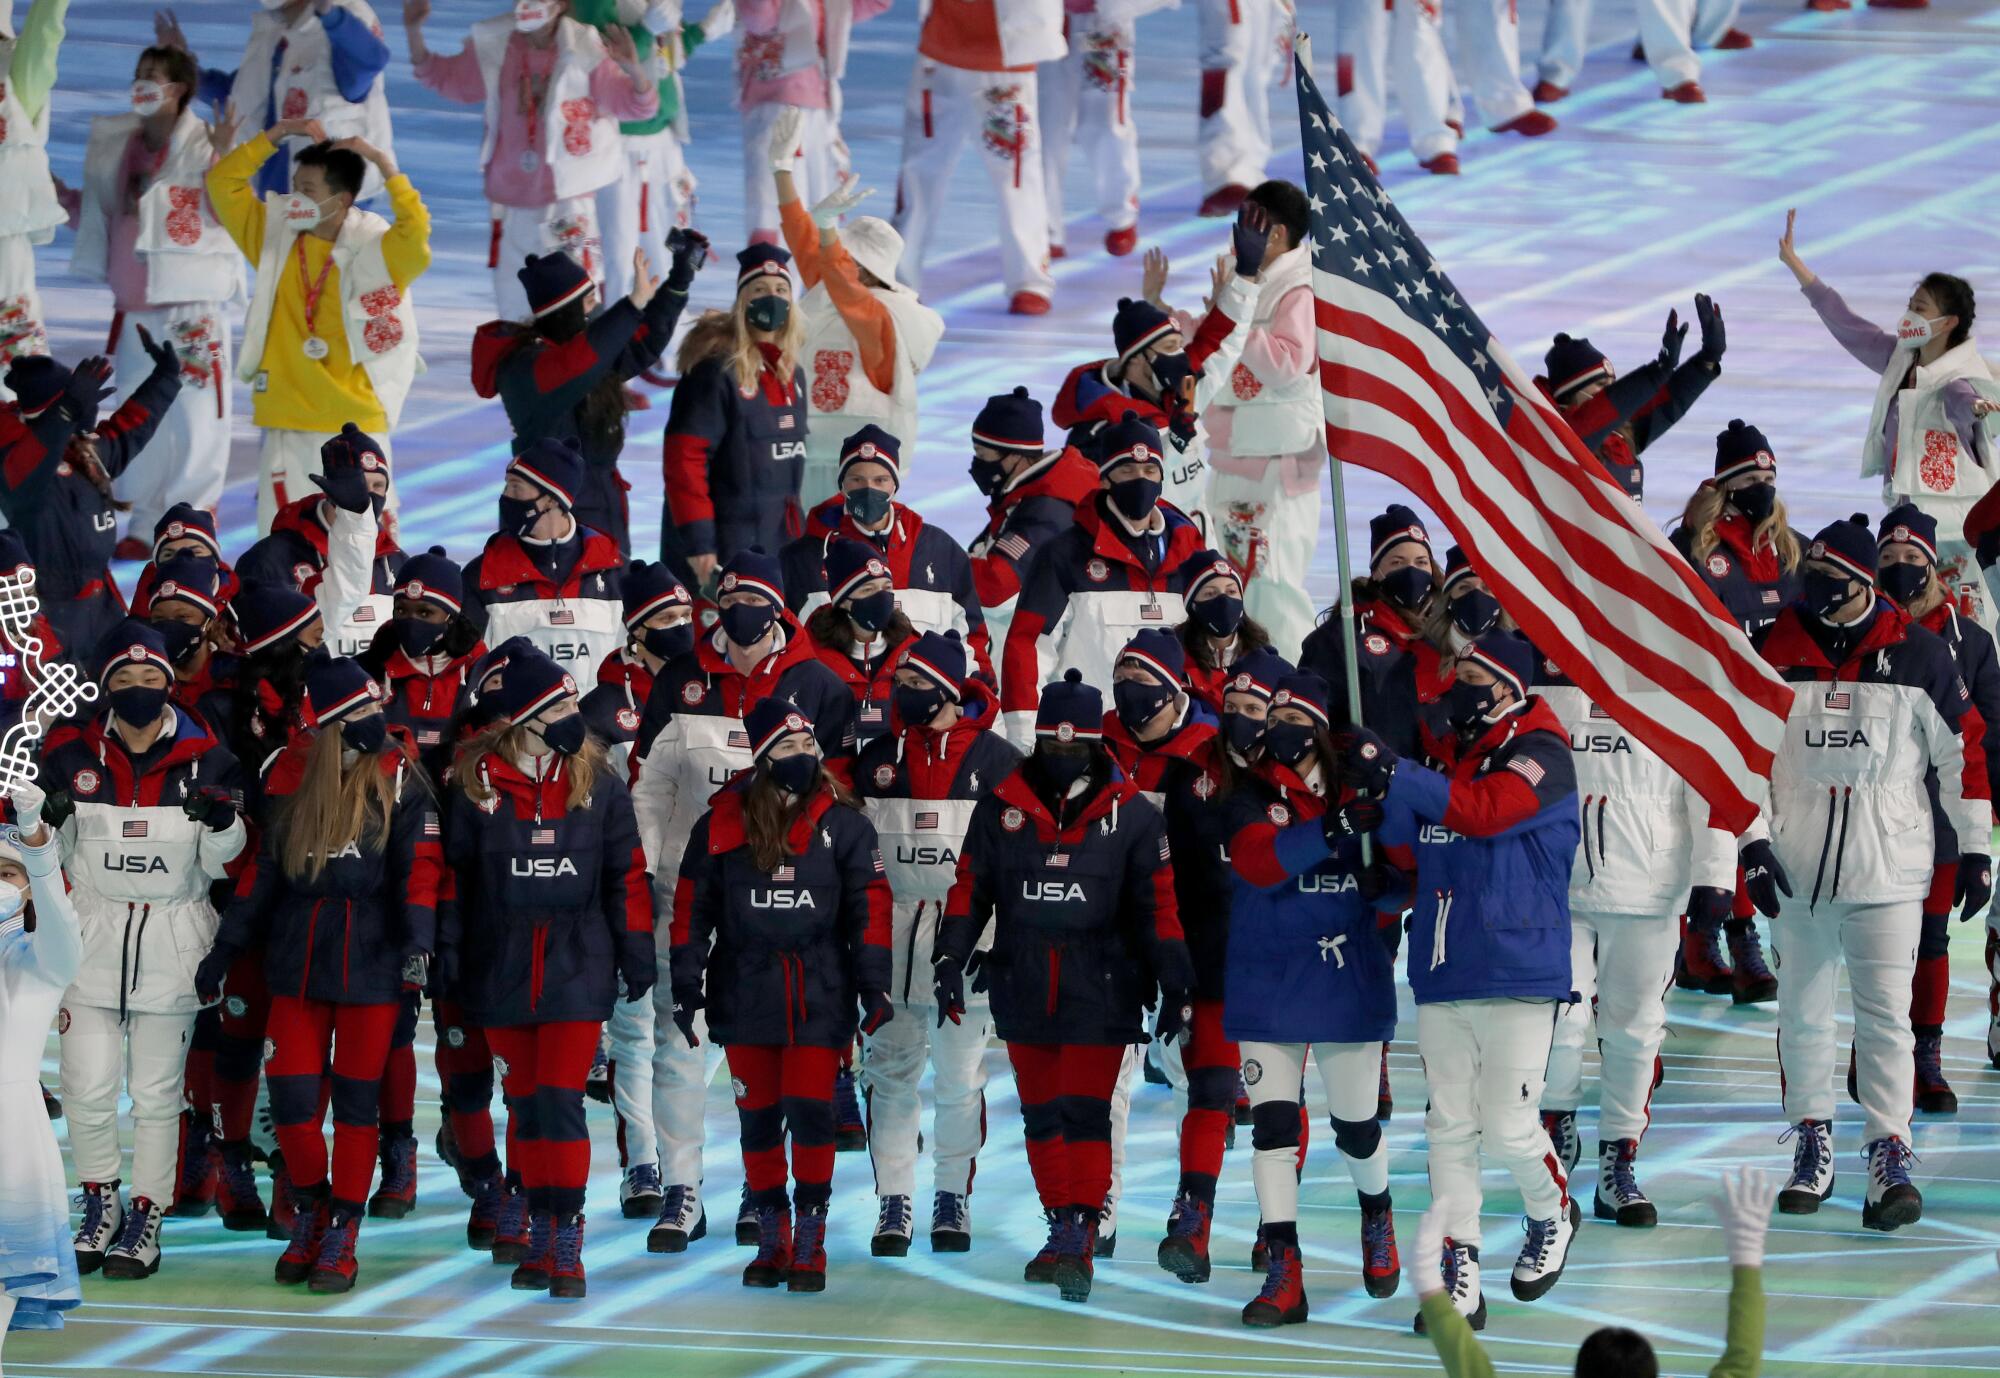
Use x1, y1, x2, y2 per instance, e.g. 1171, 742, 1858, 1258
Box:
1222, 764, 1397, 1044
1380, 698, 1579, 1005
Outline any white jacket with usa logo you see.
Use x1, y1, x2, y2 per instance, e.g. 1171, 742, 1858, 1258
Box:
1749, 600, 1992, 907
1534, 665, 1736, 916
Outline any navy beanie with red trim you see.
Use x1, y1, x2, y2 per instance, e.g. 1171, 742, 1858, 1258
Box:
1460, 631, 1536, 700
1808, 514, 1878, 581
736, 242, 792, 291
1544, 333, 1611, 402
1223, 647, 1294, 703
823, 537, 891, 606
149, 555, 221, 619
491, 643, 578, 725
152, 503, 222, 559
1036, 668, 1103, 742
1096, 410, 1164, 476
302, 651, 382, 728
971, 386, 1044, 453
746, 695, 816, 761
717, 547, 785, 606
837, 424, 902, 488
899, 630, 967, 700
1878, 503, 1939, 564
3, 355, 67, 418
232, 582, 321, 655
1271, 671, 1333, 726
321, 421, 389, 478
509, 437, 585, 514
395, 546, 465, 615
518, 252, 592, 319
1113, 297, 1175, 365
95, 618, 176, 685
1714, 419, 1776, 481
1368, 504, 1430, 567
621, 558, 692, 629
1119, 628, 1186, 687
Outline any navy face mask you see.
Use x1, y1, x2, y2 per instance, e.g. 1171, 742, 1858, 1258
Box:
539, 713, 587, 757
1447, 679, 1501, 734
1113, 677, 1176, 734
394, 616, 445, 659
1878, 563, 1929, 608
1108, 476, 1162, 522
1189, 594, 1244, 638
970, 455, 1011, 498
893, 682, 950, 728
1377, 566, 1433, 610
642, 622, 695, 663
846, 589, 896, 636
1262, 719, 1316, 768
341, 714, 388, 754
1450, 589, 1502, 638
1146, 350, 1194, 399
1037, 745, 1092, 790
1221, 710, 1264, 757
151, 619, 204, 665
845, 487, 893, 527
498, 495, 540, 538
1728, 483, 1777, 524
110, 684, 170, 726
720, 599, 779, 648
766, 751, 819, 795
1803, 569, 1861, 622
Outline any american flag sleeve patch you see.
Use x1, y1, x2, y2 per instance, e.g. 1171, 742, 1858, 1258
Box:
1506, 756, 1546, 787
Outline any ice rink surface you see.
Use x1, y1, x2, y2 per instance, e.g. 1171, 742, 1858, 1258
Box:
15, 0, 2000, 1374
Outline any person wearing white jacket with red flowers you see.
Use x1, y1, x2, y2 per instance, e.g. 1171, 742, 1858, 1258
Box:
894, 0, 1066, 316
1535, 657, 1736, 1229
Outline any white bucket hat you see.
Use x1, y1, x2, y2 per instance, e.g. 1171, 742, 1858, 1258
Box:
840, 216, 910, 295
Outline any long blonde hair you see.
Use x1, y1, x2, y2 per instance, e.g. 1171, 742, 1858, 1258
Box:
674, 297, 806, 393
1678, 484, 1802, 573
277, 729, 400, 884
455, 721, 605, 814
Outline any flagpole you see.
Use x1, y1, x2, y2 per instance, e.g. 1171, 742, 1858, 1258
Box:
1294, 32, 1373, 864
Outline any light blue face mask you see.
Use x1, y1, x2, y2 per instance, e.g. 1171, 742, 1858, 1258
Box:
0, 880, 25, 933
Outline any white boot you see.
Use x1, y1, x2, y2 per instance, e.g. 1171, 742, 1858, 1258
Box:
1510, 1198, 1579, 1301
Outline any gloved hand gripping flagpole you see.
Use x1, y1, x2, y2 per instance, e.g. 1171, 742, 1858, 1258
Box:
1293, 31, 1373, 866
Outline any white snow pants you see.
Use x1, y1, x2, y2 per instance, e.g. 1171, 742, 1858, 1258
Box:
1537, 0, 1700, 90
598, 128, 697, 302
1040, 12, 1141, 248
607, 989, 657, 1172
1338, 0, 1458, 163
1771, 897, 1920, 1148
1418, 997, 1568, 1247
860, 995, 993, 1198
1241, 1040, 1386, 1220
1194, 0, 1282, 195
895, 60, 1054, 302
59, 1003, 197, 1204
1448, 0, 1534, 128
650, 945, 714, 1188
1542, 910, 1680, 1143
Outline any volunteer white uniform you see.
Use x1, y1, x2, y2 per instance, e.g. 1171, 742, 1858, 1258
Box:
894, 0, 1065, 304
1202, 244, 1321, 659
798, 254, 945, 506
1338, 0, 1457, 165
1536, 0, 1700, 95
469, 14, 627, 321
1864, 338, 2000, 638
238, 200, 422, 532
1039, 0, 1169, 254
0, 10, 66, 399
70, 110, 244, 540
1193, 0, 1288, 200
1446, 0, 1534, 129
861, 772, 993, 1205
223, 0, 398, 202
734, 0, 857, 242
55, 718, 246, 1209
1539, 684, 1734, 1142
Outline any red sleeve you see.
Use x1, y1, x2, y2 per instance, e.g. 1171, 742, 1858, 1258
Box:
662, 433, 716, 524
1961, 705, 1990, 803
970, 551, 1022, 609
1185, 303, 1238, 372
1439, 771, 1544, 838
669, 872, 697, 948
999, 606, 1048, 714
1228, 821, 1288, 889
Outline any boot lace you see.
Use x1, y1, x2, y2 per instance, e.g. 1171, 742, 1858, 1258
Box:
1780, 1121, 1830, 1186
1913, 1034, 1946, 1086
1729, 924, 1774, 981
755, 1206, 788, 1261
1254, 1241, 1295, 1301
1604, 1142, 1646, 1204
624, 1163, 662, 1199
1362, 1205, 1396, 1271
1520, 1214, 1558, 1270
377, 1137, 417, 1195
79, 1185, 113, 1241
525, 1210, 554, 1264
876, 1194, 911, 1236
110, 1199, 155, 1255
1166, 1192, 1206, 1241
658, 1183, 695, 1229
320, 1211, 359, 1268
553, 1215, 585, 1273
1869, 1137, 1917, 1189
795, 1208, 827, 1262
932, 1191, 968, 1234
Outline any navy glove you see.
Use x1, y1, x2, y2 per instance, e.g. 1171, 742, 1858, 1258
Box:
63, 356, 115, 430
964, 947, 990, 995
933, 955, 967, 1027
1694, 292, 1725, 366
312, 462, 372, 514
665, 227, 709, 292
619, 946, 656, 1004
434, 945, 460, 995
1739, 840, 1792, 919
182, 784, 239, 832
136, 324, 181, 377
193, 944, 237, 1005
859, 988, 895, 1036
1657, 307, 1687, 372
1686, 884, 1734, 930
1357, 860, 1406, 903
1153, 990, 1194, 1045
1338, 727, 1398, 793
670, 983, 703, 1046
1325, 798, 1383, 845
39, 788, 74, 830
1232, 202, 1271, 279
1957, 853, 1993, 923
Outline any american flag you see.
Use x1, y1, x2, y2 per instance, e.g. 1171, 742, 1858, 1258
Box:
423, 814, 441, 837
123, 820, 147, 838
1507, 757, 1546, 788
530, 828, 556, 845
915, 811, 939, 831
774, 865, 795, 882
1291, 50, 1790, 832
996, 533, 1030, 561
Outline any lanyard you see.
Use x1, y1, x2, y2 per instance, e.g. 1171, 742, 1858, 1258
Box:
295, 236, 336, 337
